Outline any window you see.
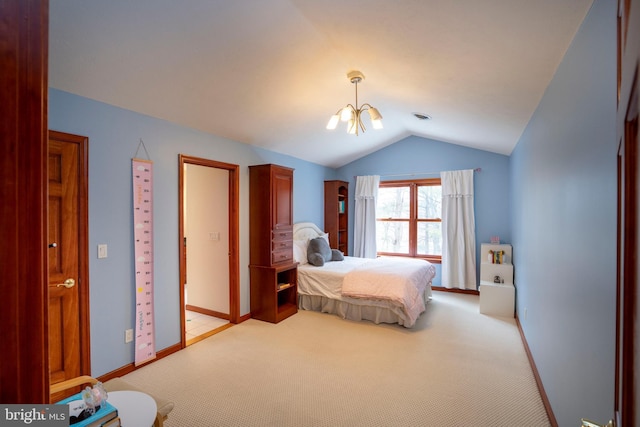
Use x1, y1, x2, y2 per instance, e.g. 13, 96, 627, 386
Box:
376, 179, 442, 262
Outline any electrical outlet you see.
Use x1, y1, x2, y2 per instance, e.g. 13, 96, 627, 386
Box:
125, 329, 134, 343
524, 307, 528, 320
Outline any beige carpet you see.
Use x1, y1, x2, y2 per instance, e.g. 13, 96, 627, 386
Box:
119, 292, 550, 427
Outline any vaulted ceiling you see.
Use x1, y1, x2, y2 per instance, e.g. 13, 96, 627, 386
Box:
49, 0, 594, 168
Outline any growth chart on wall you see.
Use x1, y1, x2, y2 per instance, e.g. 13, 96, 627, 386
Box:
132, 146, 156, 366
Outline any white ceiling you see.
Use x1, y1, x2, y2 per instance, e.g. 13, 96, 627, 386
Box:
49, 0, 594, 168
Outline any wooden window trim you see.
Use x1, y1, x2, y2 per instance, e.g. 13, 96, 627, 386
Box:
377, 178, 442, 263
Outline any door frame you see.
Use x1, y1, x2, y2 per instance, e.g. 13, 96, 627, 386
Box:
615, 0, 638, 424
616, 69, 638, 427
48, 130, 91, 387
178, 154, 240, 348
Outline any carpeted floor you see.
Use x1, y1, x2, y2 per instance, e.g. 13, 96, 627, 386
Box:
119, 292, 550, 426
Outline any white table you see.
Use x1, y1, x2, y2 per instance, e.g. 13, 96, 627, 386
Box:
108, 390, 157, 427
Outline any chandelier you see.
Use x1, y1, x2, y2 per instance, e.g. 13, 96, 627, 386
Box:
326, 70, 383, 136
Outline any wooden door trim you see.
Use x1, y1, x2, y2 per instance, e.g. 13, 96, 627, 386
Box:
48, 130, 91, 379
616, 66, 638, 427
178, 154, 240, 348
0, 0, 49, 403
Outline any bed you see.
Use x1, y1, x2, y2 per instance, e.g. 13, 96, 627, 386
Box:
293, 222, 436, 328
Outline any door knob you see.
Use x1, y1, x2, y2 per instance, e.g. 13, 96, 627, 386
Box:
56, 278, 76, 289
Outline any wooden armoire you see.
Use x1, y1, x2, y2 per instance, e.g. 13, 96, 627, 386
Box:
248, 164, 298, 323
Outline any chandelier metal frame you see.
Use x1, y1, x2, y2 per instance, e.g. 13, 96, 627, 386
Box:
326, 70, 383, 136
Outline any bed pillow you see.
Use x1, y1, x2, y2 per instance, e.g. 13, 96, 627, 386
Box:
293, 240, 308, 265
307, 237, 332, 266
307, 237, 345, 266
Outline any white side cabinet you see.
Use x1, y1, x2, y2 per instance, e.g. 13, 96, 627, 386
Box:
479, 244, 515, 317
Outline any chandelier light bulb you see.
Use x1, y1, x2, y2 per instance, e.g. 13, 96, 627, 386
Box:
369, 107, 383, 129
326, 114, 340, 130
340, 107, 353, 122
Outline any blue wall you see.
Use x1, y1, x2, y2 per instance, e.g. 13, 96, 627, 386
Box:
336, 135, 511, 287
50, 89, 332, 376
509, 0, 617, 424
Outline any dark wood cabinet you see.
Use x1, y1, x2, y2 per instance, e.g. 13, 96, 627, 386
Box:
249, 164, 294, 266
249, 164, 297, 323
249, 264, 298, 323
324, 180, 349, 255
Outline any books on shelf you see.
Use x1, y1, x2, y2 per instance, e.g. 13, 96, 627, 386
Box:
277, 282, 292, 290
57, 393, 119, 427
487, 249, 506, 264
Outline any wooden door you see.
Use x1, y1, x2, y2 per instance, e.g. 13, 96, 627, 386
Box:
48, 130, 90, 401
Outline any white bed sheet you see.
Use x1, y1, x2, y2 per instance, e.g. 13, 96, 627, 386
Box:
297, 255, 435, 327
297, 256, 369, 300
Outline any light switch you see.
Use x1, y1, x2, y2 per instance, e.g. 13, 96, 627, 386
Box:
98, 244, 108, 258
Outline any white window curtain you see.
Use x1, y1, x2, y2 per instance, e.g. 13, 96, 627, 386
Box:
440, 169, 476, 289
353, 175, 380, 258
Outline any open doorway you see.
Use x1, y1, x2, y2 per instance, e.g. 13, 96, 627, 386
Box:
178, 155, 239, 347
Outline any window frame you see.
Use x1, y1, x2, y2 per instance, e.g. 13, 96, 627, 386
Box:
376, 178, 442, 263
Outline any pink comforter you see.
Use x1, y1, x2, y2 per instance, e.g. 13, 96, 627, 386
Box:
341, 257, 436, 325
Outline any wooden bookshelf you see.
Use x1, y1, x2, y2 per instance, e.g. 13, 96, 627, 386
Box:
324, 180, 349, 255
